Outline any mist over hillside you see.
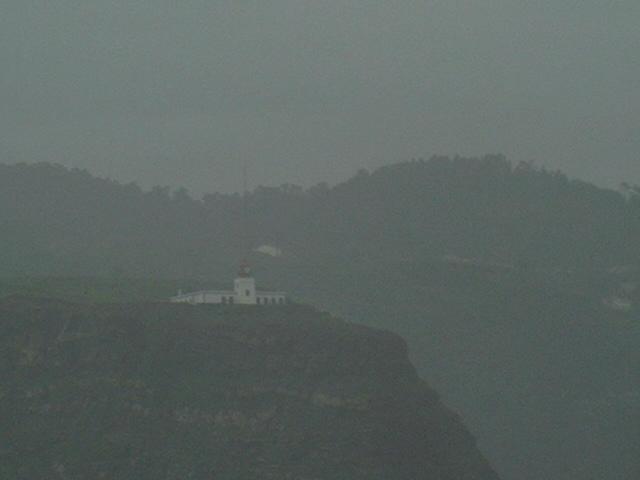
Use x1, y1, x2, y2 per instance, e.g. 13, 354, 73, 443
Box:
259, 259, 640, 480
2, 156, 639, 277
1, 157, 639, 479
4, 1, 639, 477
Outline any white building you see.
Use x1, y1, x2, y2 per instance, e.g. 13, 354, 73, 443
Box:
170, 263, 287, 306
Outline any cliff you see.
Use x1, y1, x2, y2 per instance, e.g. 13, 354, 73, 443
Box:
0, 297, 499, 480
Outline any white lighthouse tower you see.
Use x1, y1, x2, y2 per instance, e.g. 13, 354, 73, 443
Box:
233, 261, 256, 304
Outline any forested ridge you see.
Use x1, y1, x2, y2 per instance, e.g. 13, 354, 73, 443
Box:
1, 155, 639, 277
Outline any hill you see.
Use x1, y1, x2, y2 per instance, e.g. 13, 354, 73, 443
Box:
2, 157, 640, 277
0, 297, 499, 480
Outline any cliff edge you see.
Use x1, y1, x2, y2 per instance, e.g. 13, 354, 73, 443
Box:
1, 297, 499, 479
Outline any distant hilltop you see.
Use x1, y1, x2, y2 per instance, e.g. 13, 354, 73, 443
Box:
0, 296, 500, 480
2, 157, 640, 278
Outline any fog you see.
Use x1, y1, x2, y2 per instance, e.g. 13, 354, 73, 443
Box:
2, 5, 640, 477
2, 0, 638, 193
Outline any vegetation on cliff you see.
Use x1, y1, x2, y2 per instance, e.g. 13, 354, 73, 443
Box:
1, 297, 499, 480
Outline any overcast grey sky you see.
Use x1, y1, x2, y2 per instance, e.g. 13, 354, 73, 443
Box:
1, 1, 638, 193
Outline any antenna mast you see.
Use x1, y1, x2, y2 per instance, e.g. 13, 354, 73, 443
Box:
242, 162, 250, 258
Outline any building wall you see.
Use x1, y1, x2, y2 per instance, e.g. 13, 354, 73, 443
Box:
234, 277, 256, 304
170, 283, 286, 306
170, 291, 233, 304
256, 294, 286, 305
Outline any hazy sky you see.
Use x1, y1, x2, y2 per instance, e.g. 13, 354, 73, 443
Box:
2, 1, 638, 193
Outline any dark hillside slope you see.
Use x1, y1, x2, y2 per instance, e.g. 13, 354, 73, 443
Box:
2, 157, 640, 277
0, 163, 222, 277
263, 157, 637, 269
0, 297, 499, 480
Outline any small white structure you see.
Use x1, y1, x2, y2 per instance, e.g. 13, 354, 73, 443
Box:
170, 263, 287, 306
603, 296, 633, 313
254, 244, 283, 257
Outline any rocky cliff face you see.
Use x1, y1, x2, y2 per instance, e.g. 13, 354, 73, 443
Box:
0, 297, 499, 480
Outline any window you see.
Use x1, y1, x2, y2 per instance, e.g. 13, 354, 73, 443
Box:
245, 289, 250, 297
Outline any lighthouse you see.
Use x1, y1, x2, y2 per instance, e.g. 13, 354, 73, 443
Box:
170, 260, 287, 306
233, 261, 256, 304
